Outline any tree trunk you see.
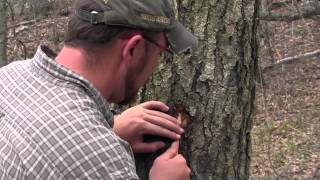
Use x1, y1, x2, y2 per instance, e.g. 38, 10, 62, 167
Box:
135, 0, 260, 179
0, 0, 7, 67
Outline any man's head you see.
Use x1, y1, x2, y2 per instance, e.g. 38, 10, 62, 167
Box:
62, 0, 197, 104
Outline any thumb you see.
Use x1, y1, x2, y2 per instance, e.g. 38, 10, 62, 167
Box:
158, 141, 179, 160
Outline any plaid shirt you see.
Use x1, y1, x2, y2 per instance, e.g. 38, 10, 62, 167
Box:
0, 45, 139, 180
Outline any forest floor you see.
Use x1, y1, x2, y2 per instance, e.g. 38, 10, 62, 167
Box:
250, 17, 320, 179
5, 12, 320, 180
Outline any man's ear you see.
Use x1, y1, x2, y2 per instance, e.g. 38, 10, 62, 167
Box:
122, 35, 144, 62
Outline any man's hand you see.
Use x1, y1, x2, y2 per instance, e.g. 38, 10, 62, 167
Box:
149, 141, 191, 180
113, 101, 184, 153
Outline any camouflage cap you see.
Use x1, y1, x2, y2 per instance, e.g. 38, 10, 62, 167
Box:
75, 0, 198, 54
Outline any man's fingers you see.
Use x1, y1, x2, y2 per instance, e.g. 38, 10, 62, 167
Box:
144, 115, 184, 134
140, 101, 183, 133
140, 101, 169, 112
133, 142, 165, 153
159, 141, 179, 160
143, 123, 181, 140
147, 110, 179, 124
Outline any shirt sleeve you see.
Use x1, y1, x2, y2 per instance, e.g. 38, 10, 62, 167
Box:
43, 104, 140, 180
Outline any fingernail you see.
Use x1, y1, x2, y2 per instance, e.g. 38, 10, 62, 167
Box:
176, 134, 181, 139
159, 143, 165, 148
180, 128, 185, 133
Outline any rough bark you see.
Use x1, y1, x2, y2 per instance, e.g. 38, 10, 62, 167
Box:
0, 0, 7, 67
135, 0, 260, 179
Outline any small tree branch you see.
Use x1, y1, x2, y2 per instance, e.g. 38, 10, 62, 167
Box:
260, 1, 320, 22
7, 19, 39, 30
268, 0, 296, 10
15, 39, 27, 60
263, 49, 320, 71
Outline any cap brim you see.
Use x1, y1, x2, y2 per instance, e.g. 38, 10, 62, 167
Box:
166, 22, 198, 55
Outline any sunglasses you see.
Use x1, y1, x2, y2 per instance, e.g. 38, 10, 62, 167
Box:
118, 32, 174, 61
142, 35, 174, 62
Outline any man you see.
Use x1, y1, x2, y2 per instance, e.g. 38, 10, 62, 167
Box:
0, 0, 197, 179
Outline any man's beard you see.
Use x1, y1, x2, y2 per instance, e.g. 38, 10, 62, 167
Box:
118, 73, 139, 106
118, 55, 148, 106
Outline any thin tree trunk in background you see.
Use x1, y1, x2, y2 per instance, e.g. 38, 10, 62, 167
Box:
135, 0, 260, 179
0, 0, 7, 67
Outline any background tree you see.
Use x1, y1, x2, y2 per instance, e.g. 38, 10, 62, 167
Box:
0, 0, 7, 67
135, 0, 260, 179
